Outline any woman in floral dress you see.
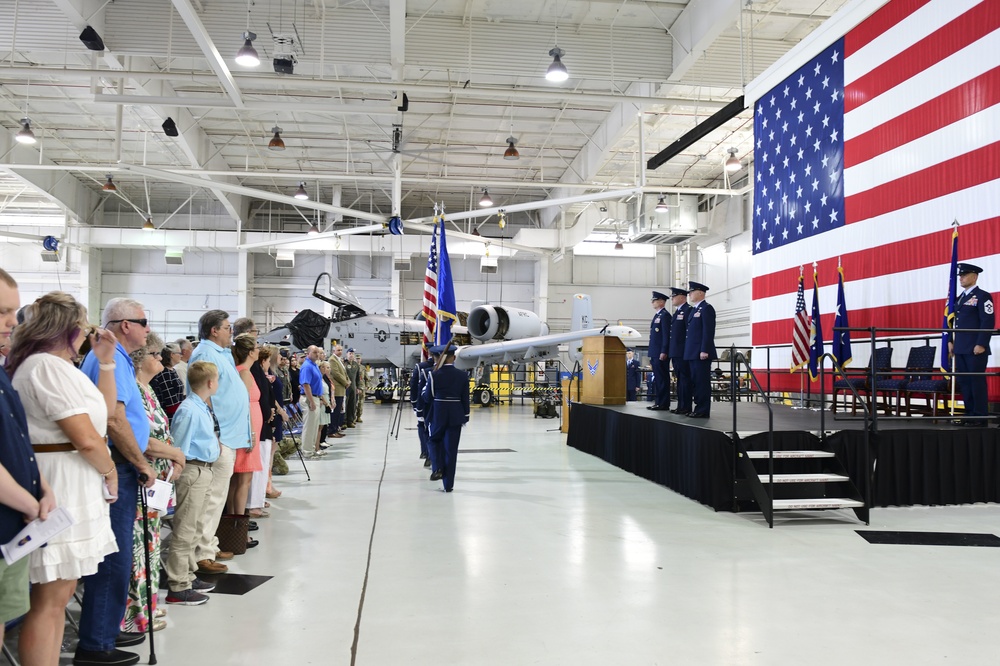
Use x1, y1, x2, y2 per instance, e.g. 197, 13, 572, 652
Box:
120, 332, 186, 636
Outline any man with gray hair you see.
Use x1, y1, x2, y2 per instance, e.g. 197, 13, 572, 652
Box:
299, 345, 324, 456
232, 317, 257, 338
186, 310, 250, 574
174, 337, 194, 390
76, 298, 157, 665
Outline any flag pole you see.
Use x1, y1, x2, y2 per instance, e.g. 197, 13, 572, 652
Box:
948, 219, 959, 418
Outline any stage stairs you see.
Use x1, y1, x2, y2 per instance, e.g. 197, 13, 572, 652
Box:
733, 435, 868, 527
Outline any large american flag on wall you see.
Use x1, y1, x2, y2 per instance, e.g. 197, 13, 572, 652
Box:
750, 0, 1000, 398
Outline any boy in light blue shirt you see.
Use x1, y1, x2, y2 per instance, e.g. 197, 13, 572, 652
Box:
164, 361, 221, 605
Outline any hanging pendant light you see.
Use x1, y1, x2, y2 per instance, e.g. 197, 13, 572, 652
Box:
268, 126, 285, 151
546, 47, 569, 82
479, 189, 493, 207
15, 118, 36, 145
498, 211, 506, 229
503, 137, 519, 160
235, 31, 260, 67
294, 182, 309, 200
307, 223, 320, 236
142, 217, 155, 231
614, 240, 624, 250
655, 196, 668, 213
102, 175, 117, 192
725, 147, 741, 173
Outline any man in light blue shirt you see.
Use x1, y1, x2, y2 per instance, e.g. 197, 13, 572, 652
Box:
186, 309, 249, 568
298, 345, 324, 455
76, 298, 157, 664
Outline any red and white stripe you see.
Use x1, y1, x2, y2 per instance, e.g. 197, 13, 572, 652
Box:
751, 0, 1000, 397
421, 229, 438, 359
791, 275, 810, 371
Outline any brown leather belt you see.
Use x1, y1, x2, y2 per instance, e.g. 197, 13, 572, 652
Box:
33, 443, 76, 453
187, 459, 214, 468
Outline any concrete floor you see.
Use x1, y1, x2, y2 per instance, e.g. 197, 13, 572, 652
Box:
7, 400, 1000, 665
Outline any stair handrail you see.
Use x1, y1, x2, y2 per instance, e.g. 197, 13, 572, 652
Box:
818, 352, 873, 515
729, 347, 776, 525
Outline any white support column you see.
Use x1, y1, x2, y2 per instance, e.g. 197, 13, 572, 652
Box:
534, 257, 549, 324
79, 247, 103, 318
236, 250, 251, 318
390, 266, 401, 318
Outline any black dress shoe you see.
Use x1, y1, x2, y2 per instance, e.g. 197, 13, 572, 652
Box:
674, 410, 691, 416
246, 539, 259, 548
445, 487, 453, 493
423, 458, 431, 467
114, 632, 145, 648
73, 648, 140, 666
646, 405, 657, 410
248, 523, 259, 532
248, 520, 258, 529
430, 471, 443, 481
419, 452, 427, 459
688, 412, 709, 419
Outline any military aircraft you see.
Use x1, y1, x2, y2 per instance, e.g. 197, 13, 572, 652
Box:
261, 274, 641, 369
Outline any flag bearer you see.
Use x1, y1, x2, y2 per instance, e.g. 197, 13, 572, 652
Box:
423, 344, 470, 492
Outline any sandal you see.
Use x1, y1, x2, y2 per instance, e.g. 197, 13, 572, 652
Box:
266, 489, 282, 499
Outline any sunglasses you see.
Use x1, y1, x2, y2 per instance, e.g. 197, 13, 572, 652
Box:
108, 318, 148, 327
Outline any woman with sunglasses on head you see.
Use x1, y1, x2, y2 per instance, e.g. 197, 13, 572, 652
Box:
6, 292, 120, 666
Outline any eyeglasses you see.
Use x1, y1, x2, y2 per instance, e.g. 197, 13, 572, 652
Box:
84, 325, 98, 338
108, 318, 148, 328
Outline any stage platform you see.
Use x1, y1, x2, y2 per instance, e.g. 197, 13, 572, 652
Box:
566, 402, 1000, 513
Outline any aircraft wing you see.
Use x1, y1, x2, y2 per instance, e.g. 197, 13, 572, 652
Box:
452, 325, 641, 370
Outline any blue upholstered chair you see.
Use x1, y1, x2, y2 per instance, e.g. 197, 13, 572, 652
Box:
875, 345, 936, 416
832, 346, 893, 414
903, 346, 950, 418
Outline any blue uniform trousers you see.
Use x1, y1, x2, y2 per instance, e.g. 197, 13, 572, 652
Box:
430, 425, 462, 491
671, 357, 692, 412
955, 353, 989, 421
688, 358, 712, 416
417, 418, 429, 458
649, 356, 670, 408
626, 387, 637, 401
78, 463, 137, 652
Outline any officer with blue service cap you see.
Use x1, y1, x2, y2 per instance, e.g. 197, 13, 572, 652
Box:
950, 263, 995, 427
410, 348, 437, 472
667, 287, 693, 415
683, 281, 717, 418
422, 343, 470, 491
646, 290, 672, 410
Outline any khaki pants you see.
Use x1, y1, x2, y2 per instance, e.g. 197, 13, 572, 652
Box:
356, 390, 365, 420
300, 397, 322, 450
165, 462, 214, 591
193, 444, 235, 562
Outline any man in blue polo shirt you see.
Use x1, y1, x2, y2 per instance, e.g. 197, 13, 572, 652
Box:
76, 298, 156, 665
0, 269, 54, 646
298, 345, 324, 456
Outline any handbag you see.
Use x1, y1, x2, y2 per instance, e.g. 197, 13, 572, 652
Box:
215, 513, 249, 555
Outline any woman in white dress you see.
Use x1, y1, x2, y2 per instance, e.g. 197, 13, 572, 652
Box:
6, 291, 120, 666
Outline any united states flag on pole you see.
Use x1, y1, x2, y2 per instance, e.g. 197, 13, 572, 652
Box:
750, 0, 1000, 399
421, 221, 439, 360
790, 270, 810, 372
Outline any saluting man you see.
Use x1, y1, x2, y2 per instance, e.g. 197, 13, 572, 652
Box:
951, 263, 995, 427
423, 344, 471, 492
647, 291, 672, 411
668, 287, 693, 415
683, 281, 717, 418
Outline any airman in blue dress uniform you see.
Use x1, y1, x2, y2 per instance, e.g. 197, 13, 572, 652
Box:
625, 349, 642, 401
668, 287, 693, 415
423, 344, 471, 492
647, 291, 672, 411
410, 355, 437, 472
951, 263, 995, 427
683, 281, 717, 418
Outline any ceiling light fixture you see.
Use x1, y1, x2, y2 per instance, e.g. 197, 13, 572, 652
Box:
268, 126, 285, 151
143, 217, 155, 231
504, 136, 519, 160
725, 147, 741, 173
15, 118, 36, 144
655, 196, 668, 213
307, 223, 320, 236
614, 240, 624, 250
546, 47, 569, 82
479, 189, 493, 207
79, 25, 105, 51
102, 175, 117, 192
235, 31, 260, 67
294, 182, 309, 200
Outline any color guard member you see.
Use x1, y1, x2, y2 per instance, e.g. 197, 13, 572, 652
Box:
951, 263, 995, 427
683, 281, 717, 418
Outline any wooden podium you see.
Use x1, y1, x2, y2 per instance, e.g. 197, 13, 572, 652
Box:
581, 336, 627, 405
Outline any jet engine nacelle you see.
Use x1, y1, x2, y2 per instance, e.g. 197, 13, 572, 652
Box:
467, 304, 549, 342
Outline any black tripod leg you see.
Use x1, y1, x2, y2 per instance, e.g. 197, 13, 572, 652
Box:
291, 433, 311, 481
